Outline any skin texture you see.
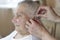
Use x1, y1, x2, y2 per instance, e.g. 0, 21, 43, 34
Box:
12, 1, 57, 40
26, 19, 56, 40
25, 6, 57, 40
12, 5, 30, 36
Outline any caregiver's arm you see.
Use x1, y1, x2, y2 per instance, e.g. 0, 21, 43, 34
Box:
26, 19, 56, 40
42, 30, 56, 40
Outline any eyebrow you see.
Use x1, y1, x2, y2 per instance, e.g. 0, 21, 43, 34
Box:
16, 12, 23, 15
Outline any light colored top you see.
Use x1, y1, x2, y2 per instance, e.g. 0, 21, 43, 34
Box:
0, 30, 40, 40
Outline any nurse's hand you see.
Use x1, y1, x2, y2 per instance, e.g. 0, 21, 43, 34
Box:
26, 19, 49, 39
26, 19, 56, 40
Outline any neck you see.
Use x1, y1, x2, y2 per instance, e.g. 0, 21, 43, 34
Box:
20, 32, 29, 36
14, 32, 30, 39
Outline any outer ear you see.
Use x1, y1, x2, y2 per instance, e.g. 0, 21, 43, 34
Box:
36, 6, 47, 15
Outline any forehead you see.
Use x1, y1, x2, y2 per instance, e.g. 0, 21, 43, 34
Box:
17, 4, 26, 12
14, 5, 26, 16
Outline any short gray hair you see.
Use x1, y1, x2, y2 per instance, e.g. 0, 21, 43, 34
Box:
12, 1, 40, 35
18, 1, 40, 18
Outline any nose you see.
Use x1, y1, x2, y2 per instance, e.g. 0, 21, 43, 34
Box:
12, 17, 18, 23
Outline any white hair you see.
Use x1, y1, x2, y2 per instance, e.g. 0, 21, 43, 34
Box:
18, 1, 40, 18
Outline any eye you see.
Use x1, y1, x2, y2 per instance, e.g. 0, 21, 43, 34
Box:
17, 13, 22, 17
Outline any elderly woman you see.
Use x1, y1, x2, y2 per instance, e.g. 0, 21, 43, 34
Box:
12, 1, 41, 40
13, 0, 60, 40
0, 1, 41, 40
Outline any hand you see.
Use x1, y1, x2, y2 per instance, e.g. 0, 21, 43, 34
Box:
25, 19, 49, 38
26, 19, 56, 40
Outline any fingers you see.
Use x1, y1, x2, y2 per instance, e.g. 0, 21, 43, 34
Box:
25, 19, 35, 28
26, 21, 31, 26
30, 19, 36, 24
25, 25, 29, 29
25, 21, 31, 29
26, 19, 36, 25
25, 19, 34, 34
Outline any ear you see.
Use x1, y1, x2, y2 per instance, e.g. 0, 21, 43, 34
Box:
36, 6, 47, 15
